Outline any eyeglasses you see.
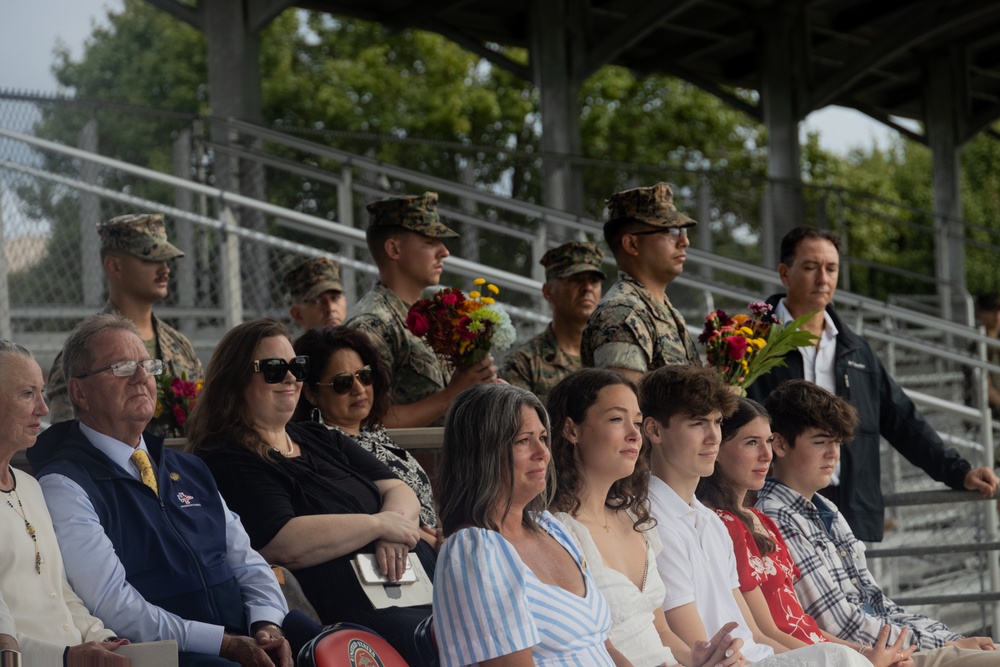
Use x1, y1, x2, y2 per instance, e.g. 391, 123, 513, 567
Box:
252, 356, 309, 383
75, 359, 164, 379
314, 366, 374, 394
630, 227, 688, 238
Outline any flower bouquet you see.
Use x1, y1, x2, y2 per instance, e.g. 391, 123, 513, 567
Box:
698, 301, 818, 394
154, 373, 202, 437
406, 278, 517, 369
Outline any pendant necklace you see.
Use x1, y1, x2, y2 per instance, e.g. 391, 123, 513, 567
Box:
2, 473, 41, 574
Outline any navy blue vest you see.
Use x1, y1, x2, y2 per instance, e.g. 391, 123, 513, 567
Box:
31, 422, 247, 632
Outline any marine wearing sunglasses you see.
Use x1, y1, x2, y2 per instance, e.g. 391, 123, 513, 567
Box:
312, 365, 374, 395
252, 356, 310, 383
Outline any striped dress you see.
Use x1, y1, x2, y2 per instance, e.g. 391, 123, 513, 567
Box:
434, 511, 615, 666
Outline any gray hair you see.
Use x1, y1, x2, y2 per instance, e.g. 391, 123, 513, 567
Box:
0, 340, 33, 364
437, 383, 554, 537
62, 313, 141, 414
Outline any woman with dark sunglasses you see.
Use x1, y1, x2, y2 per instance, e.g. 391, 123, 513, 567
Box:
291, 326, 438, 533
186, 319, 435, 665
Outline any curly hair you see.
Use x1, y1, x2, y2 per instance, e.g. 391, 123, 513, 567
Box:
763, 379, 858, 447
291, 326, 391, 427
437, 384, 553, 537
186, 319, 292, 458
548, 369, 653, 532
696, 397, 776, 555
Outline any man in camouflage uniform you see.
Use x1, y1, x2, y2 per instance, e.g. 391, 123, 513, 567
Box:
345, 192, 497, 427
581, 183, 700, 381
284, 257, 348, 329
500, 241, 605, 404
46, 214, 203, 433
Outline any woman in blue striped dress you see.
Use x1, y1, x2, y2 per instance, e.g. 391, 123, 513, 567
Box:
433, 383, 624, 666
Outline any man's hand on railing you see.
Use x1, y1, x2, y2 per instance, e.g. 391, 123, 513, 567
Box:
964, 467, 1000, 498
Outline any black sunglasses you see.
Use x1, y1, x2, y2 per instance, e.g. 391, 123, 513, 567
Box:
314, 365, 374, 395
252, 356, 309, 383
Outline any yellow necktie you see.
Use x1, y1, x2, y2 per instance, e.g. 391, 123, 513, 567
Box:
130, 449, 159, 497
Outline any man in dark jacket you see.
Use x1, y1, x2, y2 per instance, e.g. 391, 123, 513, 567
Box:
747, 226, 998, 542
29, 313, 296, 665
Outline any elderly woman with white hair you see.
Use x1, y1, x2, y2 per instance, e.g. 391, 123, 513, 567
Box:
0, 340, 130, 665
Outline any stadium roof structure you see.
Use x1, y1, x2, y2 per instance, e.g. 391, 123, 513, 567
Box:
149, 0, 1000, 294
282, 0, 1000, 144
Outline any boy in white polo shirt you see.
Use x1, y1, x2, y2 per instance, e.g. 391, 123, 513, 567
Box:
641, 365, 867, 667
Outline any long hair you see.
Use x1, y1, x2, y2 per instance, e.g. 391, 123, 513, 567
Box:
186, 319, 291, 458
436, 383, 553, 537
548, 368, 653, 532
291, 326, 391, 427
696, 396, 776, 555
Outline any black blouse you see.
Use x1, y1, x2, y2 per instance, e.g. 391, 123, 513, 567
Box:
197, 420, 435, 624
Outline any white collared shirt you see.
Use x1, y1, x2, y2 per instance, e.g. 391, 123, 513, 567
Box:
777, 298, 839, 394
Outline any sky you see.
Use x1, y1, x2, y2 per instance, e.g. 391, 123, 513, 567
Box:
0, 0, 902, 155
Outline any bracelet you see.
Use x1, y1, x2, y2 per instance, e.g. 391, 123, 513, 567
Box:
0, 648, 22, 667
856, 645, 871, 658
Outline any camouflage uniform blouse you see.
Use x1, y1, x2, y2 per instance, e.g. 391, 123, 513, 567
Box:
45, 301, 204, 431
581, 272, 699, 372
345, 282, 450, 411
500, 323, 582, 406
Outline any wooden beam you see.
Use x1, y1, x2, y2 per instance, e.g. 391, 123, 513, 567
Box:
582, 0, 702, 80
248, 0, 296, 33
144, 0, 202, 30
427, 19, 531, 81
808, 0, 1000, 112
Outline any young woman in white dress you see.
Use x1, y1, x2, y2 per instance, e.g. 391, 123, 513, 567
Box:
548, 368, 745, 667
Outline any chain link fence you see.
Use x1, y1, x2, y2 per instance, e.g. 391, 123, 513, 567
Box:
3, 90, 1000, 635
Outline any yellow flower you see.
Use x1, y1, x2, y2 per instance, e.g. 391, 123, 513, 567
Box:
487, 283, 500, 295
738, 326, 754, 337
469, 291, 481, 299
473, 278, 486, 285
154, 400, 164, 418
481, 297, 496, 305
732, 314, 750, 325
749, 338, 767, 350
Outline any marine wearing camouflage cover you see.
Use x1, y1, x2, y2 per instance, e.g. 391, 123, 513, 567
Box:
284, 257, 343, 303
46, 301, 204, 432
98, 213, 185, 260
500, 324, 582, 405
581, 272, 699, 372
344, 282, 451, 416
539, 241, 606, 281
365, 191, 458, 238
605, 182, 696, 229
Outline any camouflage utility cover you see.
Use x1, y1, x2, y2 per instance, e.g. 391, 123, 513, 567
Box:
98, 213, 184, 261
540, 241, 606, 281
284, 257, 344, 303
605, 182, 696, 229
365, 192, 458, 238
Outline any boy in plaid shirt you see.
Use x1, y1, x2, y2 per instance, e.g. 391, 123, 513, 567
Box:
757, 379, 997, 663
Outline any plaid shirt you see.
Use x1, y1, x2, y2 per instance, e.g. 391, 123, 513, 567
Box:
756, 479, 961, 651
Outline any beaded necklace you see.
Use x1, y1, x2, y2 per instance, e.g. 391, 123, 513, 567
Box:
1, 470, 41, 574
